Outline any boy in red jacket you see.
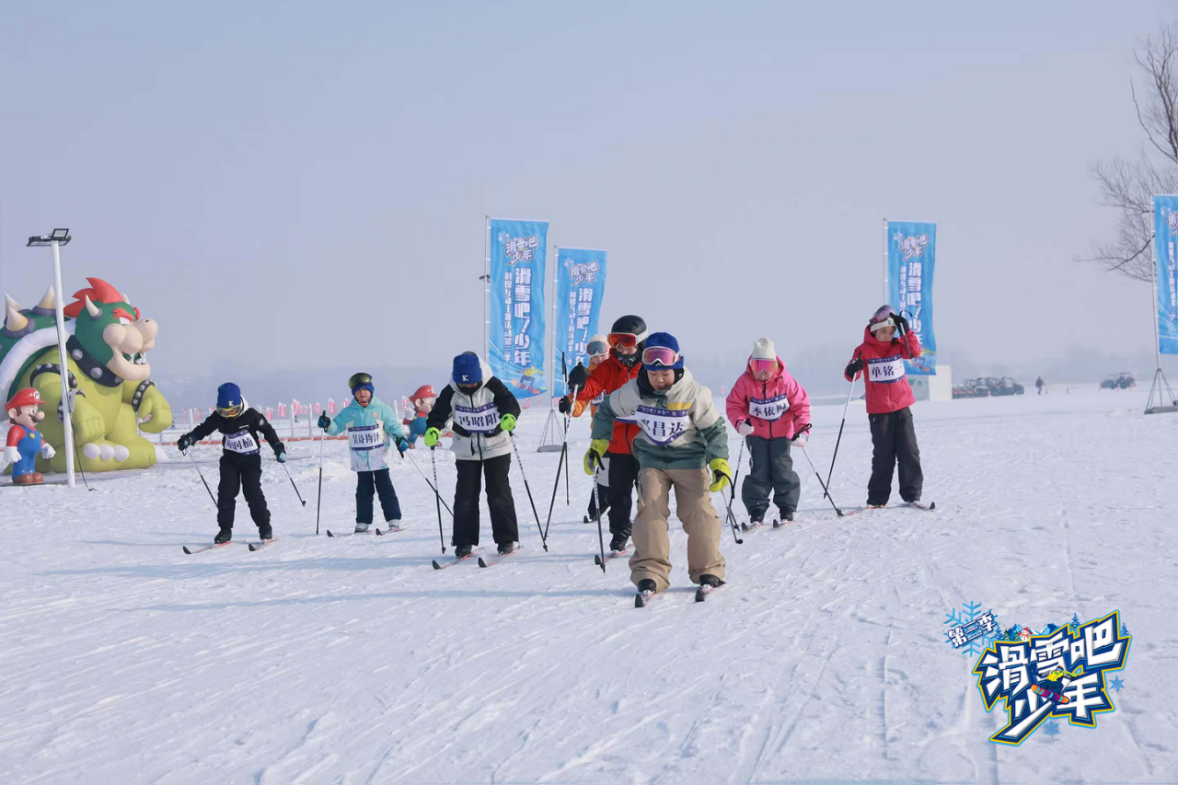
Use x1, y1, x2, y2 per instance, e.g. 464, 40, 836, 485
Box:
844, 305, 924, 507
725, 338, 811, 525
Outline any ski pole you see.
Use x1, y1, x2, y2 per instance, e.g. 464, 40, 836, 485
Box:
404, 448, 453, 516
592, 461, 606, 572
184, 449, 217, 507
429, 445, 446, 554
726, 439, 745, 535
824, 375, 856, 498
800, 445, 843, 517
561, 354, 570, 505
719, 470, 742, 545
315, 416, 325, 535
543, 384, 578, 540
64, 392, 93, 492
280, 462, 306, 506
510, 434, 547, 551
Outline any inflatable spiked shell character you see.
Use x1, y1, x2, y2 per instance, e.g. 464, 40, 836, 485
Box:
0, 277, 173, 472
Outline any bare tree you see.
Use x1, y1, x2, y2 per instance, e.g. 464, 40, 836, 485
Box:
1083, 24, 1177, 282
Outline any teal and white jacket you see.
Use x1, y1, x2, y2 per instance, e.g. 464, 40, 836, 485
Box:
325, 396, 406, 472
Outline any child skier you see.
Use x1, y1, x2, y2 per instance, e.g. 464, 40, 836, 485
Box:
424, 352, 521, 557
402, 384, 436, 448
177, 383, 285, 544
589, 332, 730, 597
725, 338, 811, 526
318, 373, 409, 533
566, 334, 612, 523
843, 305, 925, 507
560, 315, 649, 553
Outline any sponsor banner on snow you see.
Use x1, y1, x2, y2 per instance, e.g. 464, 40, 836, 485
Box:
489, 219, 549, 399
1154, 195, 1178, 354
553, 248, 608, 397
886, 221, 938, 375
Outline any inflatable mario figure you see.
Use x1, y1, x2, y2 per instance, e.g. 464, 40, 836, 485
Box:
5, 388, 56, 485
402, 385, 437, 448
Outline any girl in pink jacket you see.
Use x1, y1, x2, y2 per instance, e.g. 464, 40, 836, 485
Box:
725, 338, 811, 525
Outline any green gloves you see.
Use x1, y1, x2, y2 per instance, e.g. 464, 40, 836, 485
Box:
424, 427, 441, 448
500, 414, 517, 432
584, 438, 610, 475
708, 457, 731, 492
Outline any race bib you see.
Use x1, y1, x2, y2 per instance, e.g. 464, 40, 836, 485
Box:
224, 429, 259, 455
592, 391, 605, 405
348, 424, 385, 451
868, 355, 906, 384
454, 402, 500, 433
634, 405, 689, 446
748, 394, 789, 422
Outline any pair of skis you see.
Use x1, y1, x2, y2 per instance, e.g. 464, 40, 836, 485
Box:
325, 525, 405, 538
431, 547, 522, 570
182, 539, 277, 555
635, 580, 726, 607
843, 501, 936, 516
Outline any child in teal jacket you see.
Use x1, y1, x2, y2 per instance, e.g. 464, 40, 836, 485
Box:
319, 373, 409, 533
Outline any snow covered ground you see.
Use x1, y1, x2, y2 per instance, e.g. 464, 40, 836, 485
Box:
0, 387, 1175, 784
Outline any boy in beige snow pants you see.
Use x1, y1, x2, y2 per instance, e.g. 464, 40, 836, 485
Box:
632, 467, 726, 591
586, 332, 733, 594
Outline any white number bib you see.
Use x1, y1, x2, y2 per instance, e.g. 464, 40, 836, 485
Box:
592, 391, 605, 405
224, 429, 259, 455
454, 403, 500, 433
748, 394, 789, 422
348, 424, 385, 451
868, 355, 906, 384
634, 405, 689, 446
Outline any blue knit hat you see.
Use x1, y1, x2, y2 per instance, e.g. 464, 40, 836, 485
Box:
453, 352, 483, 386
217, 382, 243, 409
642, 332, 684, 370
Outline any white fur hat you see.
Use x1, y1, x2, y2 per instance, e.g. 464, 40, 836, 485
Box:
751, 337, 775, 361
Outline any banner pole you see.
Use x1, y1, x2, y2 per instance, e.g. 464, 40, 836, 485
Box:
882, 218, 890, 305
484, 215, 491, 360
551, 242, 558, 408
1150, 226, 1163, 373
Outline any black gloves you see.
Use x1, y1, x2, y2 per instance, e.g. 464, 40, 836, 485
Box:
558, 396, 572, 414
318, 412, 331, 429
845, 357, 864, 377
177, 433, 194, 452
893, 313, 909, 334
567, 362, 589, 390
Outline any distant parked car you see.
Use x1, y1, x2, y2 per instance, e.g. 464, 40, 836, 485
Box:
1117, 372, 1135, 389
992, 377, 1025, 396
953, 378, 992, 399
1100, 374, 1119, 390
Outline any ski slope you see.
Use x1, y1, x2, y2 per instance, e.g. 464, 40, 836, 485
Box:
0, 387, 1174, 784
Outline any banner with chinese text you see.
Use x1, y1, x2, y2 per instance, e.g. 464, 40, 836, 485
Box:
489, 219, 549, 398
1154, 195, 1178, 355
553, 248, 608, 397
886, 220, 938, 375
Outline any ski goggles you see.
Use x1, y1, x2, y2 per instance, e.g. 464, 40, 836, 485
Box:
218, 403, 244, 418
641, 346, 681, 368
750, 358, 777, 374
348, 372, 373, 389
586, 339, 610, 357
870, 305, 896, 332
607, 332, 643, 349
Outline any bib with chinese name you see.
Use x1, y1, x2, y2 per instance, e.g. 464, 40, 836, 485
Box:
454, 402, 500, 433
224, 429, 260, 455
748, 394, 789, 422
635, 405, 689, 445
868, 355, 906, 384
348, 424, 385, 451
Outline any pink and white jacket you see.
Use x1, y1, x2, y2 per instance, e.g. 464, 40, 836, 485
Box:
725, 355, 811, 440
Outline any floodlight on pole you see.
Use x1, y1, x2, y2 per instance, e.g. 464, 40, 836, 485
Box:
25, 228, 76, 488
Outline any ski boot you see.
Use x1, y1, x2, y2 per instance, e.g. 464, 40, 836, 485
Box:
258, 523, 273, 542
742, 515, 763, 532
608, 531, 630, 553
455, 544, 473, 559
497, 541, 516, 556
214, 527, 233, 545
698, 574, 722, 588
354, 522, 370, 534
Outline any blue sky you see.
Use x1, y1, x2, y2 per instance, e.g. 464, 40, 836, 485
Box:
1, 1, 1175, 395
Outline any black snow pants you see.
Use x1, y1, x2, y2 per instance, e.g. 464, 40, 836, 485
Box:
605, 451, 640, 537
356, 468, 402, 524
217, 453, 270, 530
867, 406, 923, 505
741, 435, 801, 521
453, 454, 519, 547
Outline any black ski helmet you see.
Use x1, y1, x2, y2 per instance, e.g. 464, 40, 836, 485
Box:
610, 315, 647, 368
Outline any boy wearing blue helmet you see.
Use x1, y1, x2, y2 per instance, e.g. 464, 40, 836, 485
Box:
587, 333, 730, 599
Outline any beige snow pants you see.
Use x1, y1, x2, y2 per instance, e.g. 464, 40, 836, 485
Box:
629, 466, 726, 591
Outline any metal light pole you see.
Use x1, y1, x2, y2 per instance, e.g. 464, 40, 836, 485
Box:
27, 228, 76, 488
